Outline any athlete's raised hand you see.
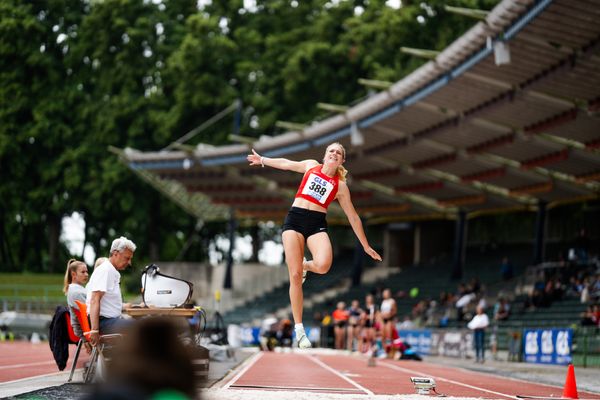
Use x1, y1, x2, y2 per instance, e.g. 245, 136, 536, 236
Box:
247, 149, 262, 167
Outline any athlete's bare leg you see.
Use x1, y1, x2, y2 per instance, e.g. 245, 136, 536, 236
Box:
304, 232, 333, 275
282, 230, 306, 324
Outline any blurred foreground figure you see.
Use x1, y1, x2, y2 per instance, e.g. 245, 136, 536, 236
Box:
85, 317, 197, 400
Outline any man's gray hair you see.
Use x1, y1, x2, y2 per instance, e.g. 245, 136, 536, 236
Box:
110, 236, 137, 253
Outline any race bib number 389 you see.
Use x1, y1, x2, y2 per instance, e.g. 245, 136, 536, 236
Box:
302, 173, 334, 204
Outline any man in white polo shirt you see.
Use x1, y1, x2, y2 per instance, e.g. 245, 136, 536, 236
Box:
86, 236, 136, 346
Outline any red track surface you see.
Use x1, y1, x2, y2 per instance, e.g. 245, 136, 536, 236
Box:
222, 351, 600, 399
0, 341, 89, 383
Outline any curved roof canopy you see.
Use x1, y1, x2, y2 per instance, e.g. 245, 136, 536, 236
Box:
118, 0, 600, 223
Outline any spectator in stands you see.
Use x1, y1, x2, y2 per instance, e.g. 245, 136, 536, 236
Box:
580, 278, 591, 304
259, 314, 279, 351
63, 259, 89, 340
468, 305, 490, 363
493, 297, 510, 321
360, 294, 377, 353
456, 291, 475, 321
247, 144, 382, 349
572, 228, 591, 265
86, 236, 136, 346
397, 315, 415, 330
591, 274, 600, 302
580, 305, 597, 327
380, 288, 397, 357
500, 256, 514, 281
469, 278, 482, 295
346, 300, 362, 351
332, 301, 349, 350
425, 300, 438, 327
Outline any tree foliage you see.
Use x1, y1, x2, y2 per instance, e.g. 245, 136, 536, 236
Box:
0, 0, 498, 272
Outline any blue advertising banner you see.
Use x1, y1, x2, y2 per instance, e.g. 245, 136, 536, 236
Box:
241, 327, 261, 346
398, 330, 432, 355
523, 328, 573, 365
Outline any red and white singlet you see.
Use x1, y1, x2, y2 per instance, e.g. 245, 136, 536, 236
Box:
294, 165, 339, 209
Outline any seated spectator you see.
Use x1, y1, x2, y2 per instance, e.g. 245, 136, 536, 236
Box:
500, 257, 514, 281
531, 288, 549, 308
580, 278, 591, 304
391, 326, 422, 361
580, 305, 597, 327
277, 319, 294, 348
397, 315, 415, 330
493, 297, 510, 321
63, 258, 90, 351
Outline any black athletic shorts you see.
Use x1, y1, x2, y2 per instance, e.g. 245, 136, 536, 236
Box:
282, 207, 328, 239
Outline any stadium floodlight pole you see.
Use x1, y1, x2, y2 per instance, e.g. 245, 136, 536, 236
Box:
316, 102, 349, 113
275, 120, 306, 131
357, 78, 393, 90
444, 5, 489, 21
400, 47, 440, 60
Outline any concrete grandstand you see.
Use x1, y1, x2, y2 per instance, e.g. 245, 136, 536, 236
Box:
114, 0, 600, 337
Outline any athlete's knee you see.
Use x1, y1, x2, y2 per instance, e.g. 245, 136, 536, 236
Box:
289, 270, 303, 285
312, 259, 332, 274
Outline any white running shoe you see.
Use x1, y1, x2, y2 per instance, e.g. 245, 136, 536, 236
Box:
297, 332, 312, 349
302, 257, 308, 284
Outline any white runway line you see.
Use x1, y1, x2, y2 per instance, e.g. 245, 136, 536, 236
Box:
306, 354, 374, 396
380, 360, 519, 399
222, 351, 265, 389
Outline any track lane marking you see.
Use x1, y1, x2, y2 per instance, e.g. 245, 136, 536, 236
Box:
307, 354, 374, 396
380, 360, 519, 399
0, 361, 56, 370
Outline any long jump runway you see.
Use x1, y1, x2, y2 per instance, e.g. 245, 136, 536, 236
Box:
207, 350, 600, 400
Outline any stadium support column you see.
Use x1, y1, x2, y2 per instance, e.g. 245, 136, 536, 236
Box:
452, 210, 467, 280
352, 217, 366, 286
249, 224, 260, 263
223, 208, 237, 289
534, 200, 547, 265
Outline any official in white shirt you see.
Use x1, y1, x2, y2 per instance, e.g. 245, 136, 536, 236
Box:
86, 236, 136, 346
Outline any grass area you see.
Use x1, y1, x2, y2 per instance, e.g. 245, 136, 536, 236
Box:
0, 273, 65, 300
0, 272, 65, 285
0, 272, 139, 301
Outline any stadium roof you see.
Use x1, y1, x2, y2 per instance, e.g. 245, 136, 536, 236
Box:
116, 0, 600, 223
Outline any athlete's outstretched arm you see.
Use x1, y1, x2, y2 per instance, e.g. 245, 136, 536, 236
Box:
337, 182, 383, 262
247, 148, 317, 174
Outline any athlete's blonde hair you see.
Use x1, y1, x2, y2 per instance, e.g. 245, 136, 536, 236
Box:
63, 259, 87, 294
325, 142, 348, 182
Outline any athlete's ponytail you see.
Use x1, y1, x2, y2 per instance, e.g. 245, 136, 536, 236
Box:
337, 165, 348, 182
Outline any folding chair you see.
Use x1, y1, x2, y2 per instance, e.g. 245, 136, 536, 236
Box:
65, 312, 85, 382
72, 300, 122, 383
